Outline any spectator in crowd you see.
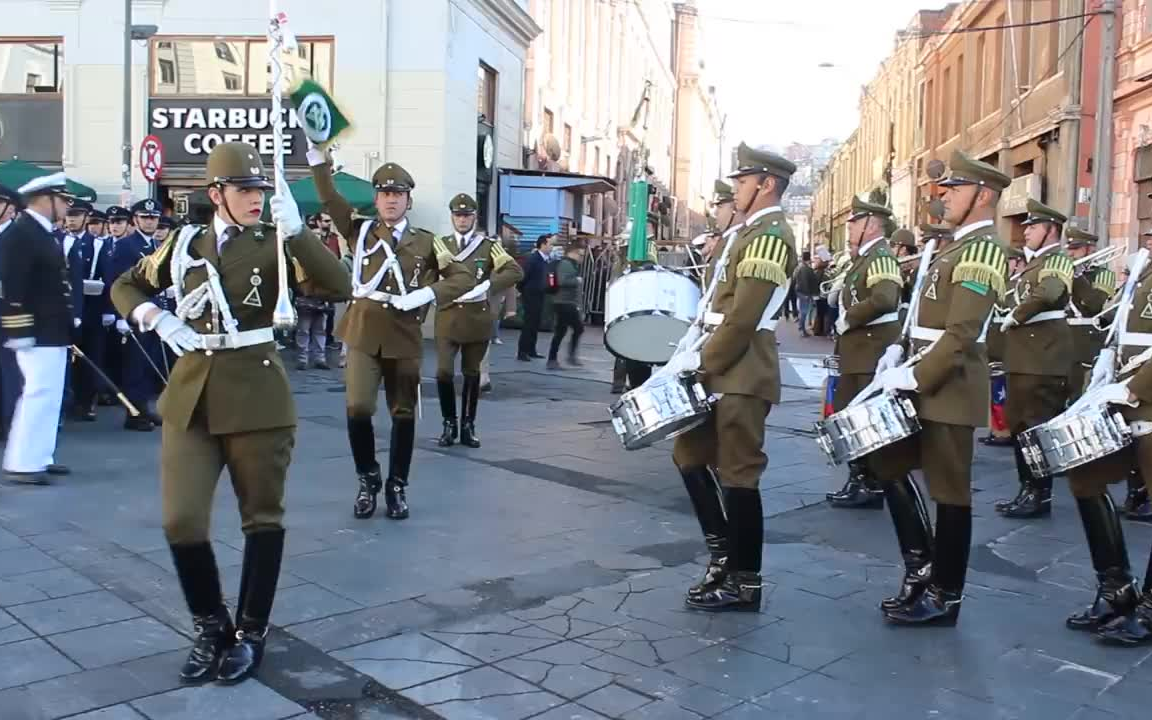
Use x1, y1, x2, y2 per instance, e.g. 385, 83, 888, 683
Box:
547, 240, 586, 370
793, 251, 819, 337
517, 234, 552, 361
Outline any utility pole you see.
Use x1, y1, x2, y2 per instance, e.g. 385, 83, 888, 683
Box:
1061, 0, 1086, 226
121, 0, 133, 203
1090, 0, 1117, 241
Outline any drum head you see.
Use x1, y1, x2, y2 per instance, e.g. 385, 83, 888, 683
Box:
605, 315, 690, 364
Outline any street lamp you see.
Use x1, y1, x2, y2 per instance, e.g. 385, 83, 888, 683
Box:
122, 0, 158, 201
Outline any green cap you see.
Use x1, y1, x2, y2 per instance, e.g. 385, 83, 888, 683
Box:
372, 162, 415, 193
847, 195, 893, 223
937, 150, 1011, 192
1066, 226, 1099, 248
206, 142, 273, 189
727, 142, 797, 181
1020, 198, 1067, 227
712, 180, 734, 204
890, 228, 916, 249
448, 193, 477, 214
918, 223, 952, 239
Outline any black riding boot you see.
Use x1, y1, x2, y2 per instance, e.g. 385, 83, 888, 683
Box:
678, 466, 729, 601
1097, 544, 1152, 646
386, 418, 414, 519
995, 442, 1031, 513
828, 461, 884, 509
611, 357, 627, 394
687, 487, 762, 612
348, 416, 381, 519
1067, 493, 1139, 631
217, 529, 284, 684
1003, 473, 1053, 519
880, 475, 934, 611
170, 542, 234, 683
1124, 469, 1152, 522
886, 503, 970, 626
459, 375, 481, 448
437, 379, 457, 447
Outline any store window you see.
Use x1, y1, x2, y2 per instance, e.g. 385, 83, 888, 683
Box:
151, 37, 333, 96
477, 63, 497, 124
0, 41, 63, 93
1136, 146, 1152, 238
0, 40, 64, 163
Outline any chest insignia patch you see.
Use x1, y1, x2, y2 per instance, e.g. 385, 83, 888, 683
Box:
411, 259, 423, 288
475, 259, 485, 280
1142, 301, 1152, 321
242, 283, 263, 308
925, 268, 940, 301
718, 263, 727, 283
850, 287, 859, 305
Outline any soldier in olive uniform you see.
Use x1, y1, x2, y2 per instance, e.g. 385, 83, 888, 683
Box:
434, 193, 522, 448
307, 147, 474, 520
871, 150, 1010, 626
667, 144, 798, 613
1060, 227, 1152, 645
825, 197, 903, 510
993, 200, 1074, 519
111, 143, 351, 684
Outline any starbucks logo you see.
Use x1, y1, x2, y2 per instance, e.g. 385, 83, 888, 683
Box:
298, 93, 332, 143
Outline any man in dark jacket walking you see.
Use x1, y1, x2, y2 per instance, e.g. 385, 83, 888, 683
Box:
793, 252, 819, 336
547, 241, 585, 369
517, 234, 552, 361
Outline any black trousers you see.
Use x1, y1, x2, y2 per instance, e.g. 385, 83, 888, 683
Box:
74, 311, 110, 408
519, 292, 545, 356
549, 304, 583, 360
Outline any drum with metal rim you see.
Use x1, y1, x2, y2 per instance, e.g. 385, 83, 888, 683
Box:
814, 391, 921, 465
609, 371, 714, 451
604, 267, 701, 364
1018, 403, 1131, 477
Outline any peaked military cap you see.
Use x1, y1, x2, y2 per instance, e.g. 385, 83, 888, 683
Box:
1065, 226, 1098, 248
918, 223, 952, 239
88, 209, 107, 221
206, 141, 273, 189
131, 198, 162, 217
105, 205, 130, 220
449, 193, 477, 214
18, 172, 70, 198
712, 180, 734, 204
0, 184, 20, 208
157, 216, 174, 229
890, 228, 916, 249
66, 199, 93, 215
728, 142, 796, 181
372, 163, 415, 193
1020, 198, 1067, 227
937, 150, 1011, 191
848, 195, 893, 223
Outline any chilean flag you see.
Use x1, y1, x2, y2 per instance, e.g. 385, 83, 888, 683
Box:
823, 375, 838, 419
989, 374, 1008, 434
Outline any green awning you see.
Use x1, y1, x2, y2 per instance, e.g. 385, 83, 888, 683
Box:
0, 159, 97, 202
287, 171, 376, 216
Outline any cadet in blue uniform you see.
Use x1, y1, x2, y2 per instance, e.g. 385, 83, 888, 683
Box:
72, 205, 117, 420
0, 185, 21, 440
59, 201, 89, 419
86, 209, 107, 240
111, 199, 165, 430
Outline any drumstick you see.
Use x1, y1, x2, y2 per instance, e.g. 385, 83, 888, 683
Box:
846, 340, 939, 408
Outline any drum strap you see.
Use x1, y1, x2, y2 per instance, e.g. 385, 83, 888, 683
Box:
866, 312, 900, 326
1120, 331, 1152, 348
911, 311, 994, 344
1068, 318, 1097, 326
755, 282, 791, 332
1023, 310, 1066, 325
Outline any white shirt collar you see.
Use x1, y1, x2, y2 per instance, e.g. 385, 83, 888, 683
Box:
1024, 242, 1059, 263
744, 206, 782, 227
24, 209, 54, 234
213, 214, 245, 253
388, 218, 408, 238
0, 219, 10, 236
455, 230, 474, 246
953, 219, 994, 240
859, 235, 884, 257
722, 221, 745, 238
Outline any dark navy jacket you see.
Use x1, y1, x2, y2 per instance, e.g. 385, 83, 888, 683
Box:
110, 231, 164, 317
60, 231, 88, 323
76, 232, 115, 319
520, 250, 549, 294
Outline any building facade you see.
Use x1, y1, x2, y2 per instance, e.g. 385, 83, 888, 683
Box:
0, 0, 539, 234
1109, 0, 1152, 253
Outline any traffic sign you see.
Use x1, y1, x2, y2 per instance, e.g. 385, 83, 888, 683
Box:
139, 134, 164, 182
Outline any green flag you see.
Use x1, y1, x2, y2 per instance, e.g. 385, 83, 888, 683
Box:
289, 79, 351, 148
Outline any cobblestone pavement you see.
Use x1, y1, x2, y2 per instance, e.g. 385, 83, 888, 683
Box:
1, 323, 1150, 719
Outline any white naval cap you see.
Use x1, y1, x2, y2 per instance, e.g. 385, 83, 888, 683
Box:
18, 172, 69, 197
691, 233, 709, 247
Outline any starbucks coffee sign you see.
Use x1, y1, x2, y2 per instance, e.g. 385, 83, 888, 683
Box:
148, 98, 309, 165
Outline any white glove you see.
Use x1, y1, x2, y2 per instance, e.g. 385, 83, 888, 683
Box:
999, 312, 1018, 331
152, 310, 200, 357
391, 286, 435, 312
270, 188, 304, 238
73, 318, 81, 328
878, 366, 918, 392
101, 314, 116, 327
164, 286, 177, 299
116, 319, 130, 334
1087, 348, 1116, 392
875, 344, 904, 375
456, 280, 491, 303
306, 144, 328, 168
835, 313, 849, 336
1090, 381, 1138, 409
674, 324, 703, 355
3, 338, 34, 351
664, 349, 701, 377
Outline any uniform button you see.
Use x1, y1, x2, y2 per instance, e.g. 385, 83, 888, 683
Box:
262, 359, 270, 367
205, 350, 214, 357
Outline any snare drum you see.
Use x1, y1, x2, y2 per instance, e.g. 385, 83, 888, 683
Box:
1017, 404, 1131, 478
609, 371, 714, 450
605, 267, 701, 364
814, 391, 921, 465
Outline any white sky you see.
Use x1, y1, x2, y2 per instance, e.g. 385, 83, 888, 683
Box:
698, 0, 951, 148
